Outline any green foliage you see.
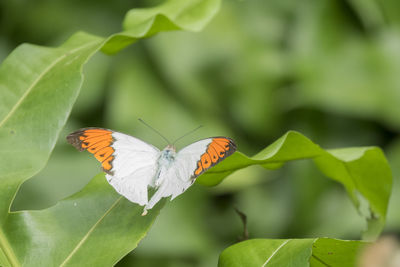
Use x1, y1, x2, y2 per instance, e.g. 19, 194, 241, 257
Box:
199, 131, 392, 240
4, 174, 164, 266
0, 0, 397, 266
218, 238, 367, 267
0, 32, 102, 220
0, 0, 220, 266
104, 0, 221, 54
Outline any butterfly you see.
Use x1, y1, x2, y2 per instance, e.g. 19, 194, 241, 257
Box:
66, 127, 236, 215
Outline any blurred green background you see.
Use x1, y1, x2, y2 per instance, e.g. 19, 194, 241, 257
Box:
1, 0, 399, 266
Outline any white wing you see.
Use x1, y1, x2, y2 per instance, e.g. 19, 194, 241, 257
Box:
67, 128, 160, 206
107, 132, 160, 206
145, 137, 236, 210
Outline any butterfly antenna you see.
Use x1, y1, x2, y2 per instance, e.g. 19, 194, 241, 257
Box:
172, 125, 203, 146
138, 118, 170, 145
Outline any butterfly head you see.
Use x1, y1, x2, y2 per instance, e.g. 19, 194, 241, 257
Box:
161, 145, 176, 161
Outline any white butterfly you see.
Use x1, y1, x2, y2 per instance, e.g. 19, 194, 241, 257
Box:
67, 128, 236, 215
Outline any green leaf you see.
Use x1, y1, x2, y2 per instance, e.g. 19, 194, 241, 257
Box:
0, 32, 104, 221
102, 0, 221, 54
218, 238, 367, 267
5, 174, 164, 266
310, 238, 366, 266
197, 131, 392, 239
0, 1, 221, 266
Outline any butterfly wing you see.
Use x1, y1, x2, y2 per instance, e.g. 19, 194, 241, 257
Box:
181, 137, 237, 178
145, 137, 236, 210
67, 128, 160, 206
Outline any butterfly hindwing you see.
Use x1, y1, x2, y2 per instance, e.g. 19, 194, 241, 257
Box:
106, 131, 160, 205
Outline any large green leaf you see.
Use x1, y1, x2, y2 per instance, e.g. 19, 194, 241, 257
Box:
0, 0, 221, 266
218, 238, 367, 267
102, 0, 221, 54
197, 131, 392, 240
0, 32, 104, 220
5, 174, 164, 266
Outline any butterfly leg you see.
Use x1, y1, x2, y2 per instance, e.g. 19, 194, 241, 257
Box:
154, 167, 168, 187
141, 208, 148, 216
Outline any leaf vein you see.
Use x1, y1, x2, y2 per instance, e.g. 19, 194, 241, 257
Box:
0, 41, 99, 129
261, 239, 290, 266
0, 227, 20, 267
59, 196, 123, 267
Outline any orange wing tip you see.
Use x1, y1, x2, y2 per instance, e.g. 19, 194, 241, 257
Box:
67, 128, 116, 175
66, 128, 113, 151
194, 162, 203, 176
102, 156, 114, 172
212, 137, 236, 155
66, 132, 86, 151
193, 137, 237, 177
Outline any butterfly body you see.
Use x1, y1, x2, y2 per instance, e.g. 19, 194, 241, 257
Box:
67, 128, 236, 215
153, 146, 177, 187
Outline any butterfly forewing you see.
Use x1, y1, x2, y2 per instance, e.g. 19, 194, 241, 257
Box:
67, 128, 160, 205
191, 137, 236, 177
